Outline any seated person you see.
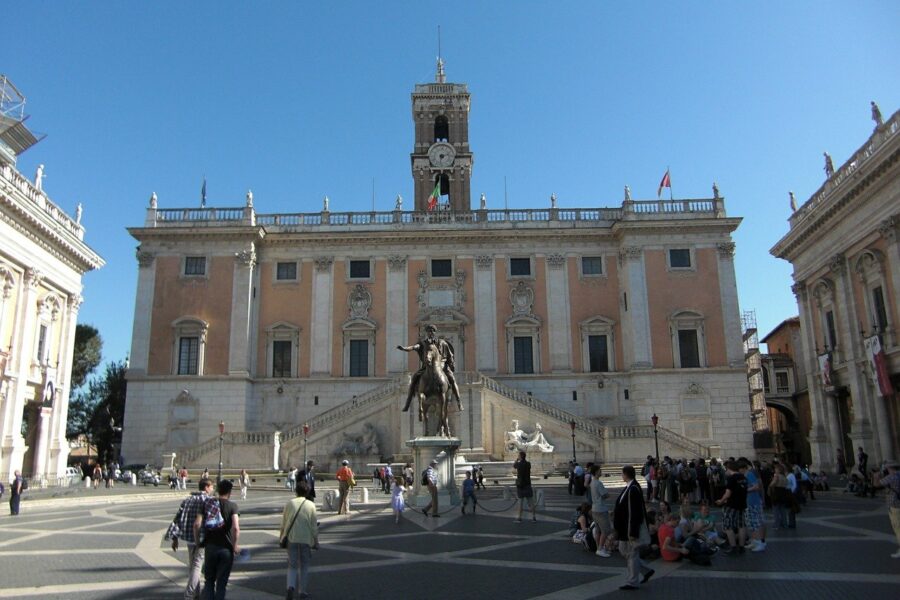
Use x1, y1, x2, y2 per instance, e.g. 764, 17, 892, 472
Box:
659, 513, 691, 561
692, 501, 724, 545
571, 502, 593, 543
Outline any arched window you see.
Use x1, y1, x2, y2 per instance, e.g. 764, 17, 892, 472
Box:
669, 309, 706, 368
172, 316, 208, 375
434, 116, 449, 142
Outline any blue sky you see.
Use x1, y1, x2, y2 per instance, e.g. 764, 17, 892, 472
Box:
4, 2, 899, 366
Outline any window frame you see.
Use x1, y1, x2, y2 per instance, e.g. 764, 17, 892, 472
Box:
348, 339, 369, 377
430, 258, 454, 279
172, 317, 209, 376
579, 315, 616, 373
508, 256, 534, 279
669, 310, 706, 368
347, 259, 373, 281
666, 247, 695, 272
274, 261, 299, 283
580, 256, 604, 278
182, 256, 208, 278
265, 322, 300, 378
505, 316, 541, 374
177, 336, 200, 375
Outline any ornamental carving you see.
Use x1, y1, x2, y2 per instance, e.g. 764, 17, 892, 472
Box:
546, 254, 566, 269
67, 294, 84, 313
136, 249, 155, 268
685, 382, 706, 395
790, 282, 807, 301
618, 246, 642, 263
416, 268, 468, 321
828, 253, 846, 275
716, 242, 736, 258
387, 255, 407, 271
878, 217, 896, 242
314, 256, 334, 272
510, 281, 535, 317
348, 284, 373, 319
0, 265, 14, 299
234, 249, 256, 267
475, 255, 493, 269
24, 267, 44, 288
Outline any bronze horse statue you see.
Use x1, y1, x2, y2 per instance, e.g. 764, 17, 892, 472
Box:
418, 342, 451, 437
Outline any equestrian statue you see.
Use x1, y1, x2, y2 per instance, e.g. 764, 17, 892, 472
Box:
397, 324, 463, 437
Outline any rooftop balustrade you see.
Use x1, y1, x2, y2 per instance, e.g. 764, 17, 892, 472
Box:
0, 162, 85, 240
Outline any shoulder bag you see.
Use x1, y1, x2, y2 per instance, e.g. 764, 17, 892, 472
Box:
279, 499, 307, 549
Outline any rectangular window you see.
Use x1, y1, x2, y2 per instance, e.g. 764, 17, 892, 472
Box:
349, 260, 370, 279
582, 256, 603, 276
873, 286, 888, 332
669, 249, 691, 269
177, 337, 199, 375
184, 256, 206, 276
775, 371, 790, 394
431, 259, 452, 278
678, 329, 700, 368
587, 335, 609, 372
349, 339, 368, 377
513, 336, 534, 374
276, 262, 297, 281
763, 368, 770, 393
510, 257, 531, 277
36, 324, 48, 363
272, 340, 292, 377
825, 310, 837, 349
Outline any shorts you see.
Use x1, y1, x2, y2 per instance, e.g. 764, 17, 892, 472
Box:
591, 510, 612, 535
744, 504, 763, 531
516, 486, 534, 499
723, 507, 745, 531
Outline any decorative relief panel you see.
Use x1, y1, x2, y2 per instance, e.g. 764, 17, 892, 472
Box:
314, 256, 334, 272
510, 281, 535, 317
348, 284, 373, 319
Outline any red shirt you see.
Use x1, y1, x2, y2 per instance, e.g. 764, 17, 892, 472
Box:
658, 523, 681, 561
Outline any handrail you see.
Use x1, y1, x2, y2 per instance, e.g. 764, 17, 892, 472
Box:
0, 163, 85, 240
606, 424, 709, 458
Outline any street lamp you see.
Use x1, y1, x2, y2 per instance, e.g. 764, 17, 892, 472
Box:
217, 421, 225, 483
569, 420, 577, 464
651, 413, 660, 465
302, 423, 310, 468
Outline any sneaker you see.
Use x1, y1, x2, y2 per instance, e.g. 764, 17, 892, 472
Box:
432, 513, 441, 518
596, 548, 611, 558
286, 588, 294, 600
751, 541, 766, 552
641, 569, 655, 584
422, 509, 429, 517
619, 584, 639, 591
514, 519, 523, 523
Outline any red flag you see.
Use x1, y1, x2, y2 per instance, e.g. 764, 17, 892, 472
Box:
427, 181, 441, 211
657, 169, 671, 198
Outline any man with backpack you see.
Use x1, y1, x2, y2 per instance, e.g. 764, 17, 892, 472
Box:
166, 477, 213, 600
194, 479, 241, 599
421, 460, 439, 517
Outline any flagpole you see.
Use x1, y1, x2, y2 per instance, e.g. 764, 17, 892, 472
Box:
668, 166, 673, 201
504, 175, 508, 211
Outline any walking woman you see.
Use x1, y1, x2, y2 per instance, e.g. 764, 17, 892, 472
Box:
280, 480, 319, 600
768, 463, 790, 529
239, 469, 250, 501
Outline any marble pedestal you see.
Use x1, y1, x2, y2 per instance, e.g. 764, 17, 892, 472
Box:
406, 436, 461, 508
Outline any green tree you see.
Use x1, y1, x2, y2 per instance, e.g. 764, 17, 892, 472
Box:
67, 360, 127, 462
71, 324, 102, 390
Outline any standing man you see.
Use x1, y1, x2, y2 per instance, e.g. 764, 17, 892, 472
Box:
716, 460, 748, 554
589, 464, 612, 557
297, 461, 316, 501
614, 465, 654, 591
335, 460, 355, 516
567, 461, 575, 495
641, 456, 653, 501
195, 479, 240, 600
857, 447, 869, 482
514, 451, 537, 523
740, 460, 766, 552
383, 462, 393, 494
422, 459, 440, 517
167, 477, 214, 600
874, 459, 900, 558
8, 470, 23, 516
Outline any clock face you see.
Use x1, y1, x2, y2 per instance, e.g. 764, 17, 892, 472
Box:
428, 143, 455, 168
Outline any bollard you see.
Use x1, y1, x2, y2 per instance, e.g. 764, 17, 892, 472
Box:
502, 486, 511, 501
323, 489, 338, 511
131, 473, 137, 486
85, 476, 91, 489
362, 487, 369, 503
536, 489, 545, 510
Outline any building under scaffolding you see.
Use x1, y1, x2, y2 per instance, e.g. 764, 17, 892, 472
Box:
0, 74, 45, 163
743, 310, 772, 440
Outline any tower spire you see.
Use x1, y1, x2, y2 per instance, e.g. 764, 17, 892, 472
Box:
436, 25, 446, 83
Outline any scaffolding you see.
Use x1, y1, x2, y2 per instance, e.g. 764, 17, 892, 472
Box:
742, 310, 770, 433
0, 75, 44, 158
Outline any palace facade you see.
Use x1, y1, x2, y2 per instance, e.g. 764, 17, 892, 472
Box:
0, 76, 105, 482
122, 67, 754, 470
772, 108, 900, 470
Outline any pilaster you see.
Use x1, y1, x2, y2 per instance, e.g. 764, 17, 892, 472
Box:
619, 247, 652, 369
47, 293, 81, 476
474, 255, 497, 372
31, 406, 52, 480
386, 256, 408, 373
716, 242, 744, 367
128, 249, 156, 375
545, 254, 572, 372
879, 217, 900, 342
310, 257, 334, 375
228, 247, 257, 377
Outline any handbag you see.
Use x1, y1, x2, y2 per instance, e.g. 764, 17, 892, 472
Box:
279, 499, 307, 549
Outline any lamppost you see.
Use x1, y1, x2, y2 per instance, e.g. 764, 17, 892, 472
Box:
569, 420, 577, 464
302, 423, 310, 468
651, 413, 660, 465
217, 421, 225, 483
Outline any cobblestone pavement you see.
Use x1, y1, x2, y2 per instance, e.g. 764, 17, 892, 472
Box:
1, 480, 898, 599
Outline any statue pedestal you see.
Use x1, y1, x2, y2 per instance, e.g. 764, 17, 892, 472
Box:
406, 437, 461, 508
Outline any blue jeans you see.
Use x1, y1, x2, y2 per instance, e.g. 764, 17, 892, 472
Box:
202, 544, 233, 600
287, 543, 312, 593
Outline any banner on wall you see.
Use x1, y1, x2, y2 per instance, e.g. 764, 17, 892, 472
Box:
818, 353, 833, 390
863, 335, 894, 397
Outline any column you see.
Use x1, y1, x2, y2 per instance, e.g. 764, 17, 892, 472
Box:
794, 282, 834, 469
128, 249, 156, 375
619, 247, 652, 369
879, 217, 900, 345
386, 256, 408, 373
0, 268, 41, 481
228, 247, 256, 376
47, 293, 82, 477
545, 254, 572, 371
474, 255, 497, 372
31, 406, 52, 481
310, 257, 334, 375
716, 242, 745, 367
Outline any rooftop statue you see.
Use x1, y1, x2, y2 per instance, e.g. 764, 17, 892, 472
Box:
34, 164, 45, 191
789, 191, 797, 212
823, 152, 835, 178
871, 101, 883, 128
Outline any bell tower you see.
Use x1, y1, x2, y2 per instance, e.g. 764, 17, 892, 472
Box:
410, 58, 473, 212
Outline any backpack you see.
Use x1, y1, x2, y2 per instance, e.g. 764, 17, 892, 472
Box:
198, 497, 227, 546
421, 470, 430, 486
581, 523, 598, 553
21, 478, 28, 491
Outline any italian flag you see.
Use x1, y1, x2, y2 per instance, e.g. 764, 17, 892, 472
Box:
657, 169, 671, 198
427, 181, 441, 211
